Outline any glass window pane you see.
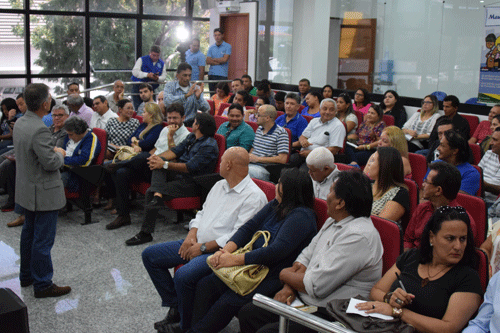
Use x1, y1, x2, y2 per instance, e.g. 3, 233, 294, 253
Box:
90, 0, 137, 14
0, 79, 26, 101
90, 17, 136, 87
1, 0, 23, 9
193, 0, 210, 18
143, 0, 186, 16
31, 78, 85, 101
31, 0, 84, 12
30, 16, 84, 74
193, 21, 210, 56
0, 14, 25, 75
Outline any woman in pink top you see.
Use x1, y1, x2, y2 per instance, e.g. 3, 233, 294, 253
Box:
352, 87, 372, 115
469, 105, 500, 145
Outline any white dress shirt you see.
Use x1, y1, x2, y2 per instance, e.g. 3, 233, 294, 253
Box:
311, 167, 341, 200
89, 109, 118, 130
189, 175, 268, 247
154, 125, 190, 156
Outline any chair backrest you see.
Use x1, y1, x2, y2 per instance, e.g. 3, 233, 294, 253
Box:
354, 110, 364, 129
335, 163, 355, 171
217, 102, 231, 116
302, 115, 313, 123
252, 178, 276, 202
472, 164, 483, 197
134, 115, 143, 123
403, 178, 418, 232
213, 133, 226, 173
252, 96, 258, 103
461, 114, 479, 138
207, 99, 216, 115
469, 143, 481, 165
298, 105, 305, 113
245, 120, 259, 132
371, 215, 403, 274
314, 198, 329, 231
408, 153, 427, 188
382, 114, 395, 127
456, 192, 487, 247
214, 115, 227, 130
276, 111, 285, 118
476, 248, 489, 293
91, 128, 107, 165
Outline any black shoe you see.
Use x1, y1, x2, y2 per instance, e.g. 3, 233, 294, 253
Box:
1, 203, 15, 212
156, 322, 183, 333
20, 279, 33, 287
125, 232, 152, 246
104, 162, 121, 174
154, 308, 181, 330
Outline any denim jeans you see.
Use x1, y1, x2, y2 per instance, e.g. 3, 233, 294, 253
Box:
142, 239, 212, 330
248, 164, 270, 181
20, 209, 59, 291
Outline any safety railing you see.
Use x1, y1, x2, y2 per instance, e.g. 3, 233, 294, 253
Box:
252, 294, 357, 333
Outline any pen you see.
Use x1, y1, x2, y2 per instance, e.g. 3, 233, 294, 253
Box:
395, 272, 407, 292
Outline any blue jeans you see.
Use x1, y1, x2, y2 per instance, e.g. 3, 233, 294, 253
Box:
414, 149, 429, 157
20, 209, 59, 291
142, 239, 212, 330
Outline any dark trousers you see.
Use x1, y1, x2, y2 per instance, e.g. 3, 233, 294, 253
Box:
4, 160, 16, 206
345, 145, 375, 166
238, 302, 331, 333
20, 209, 59, 291
208, 75, 227, 96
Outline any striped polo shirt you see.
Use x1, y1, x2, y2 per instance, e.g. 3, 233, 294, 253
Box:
252, 123, 289, 157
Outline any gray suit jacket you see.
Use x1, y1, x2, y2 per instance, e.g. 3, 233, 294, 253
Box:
13, 111, 66, 211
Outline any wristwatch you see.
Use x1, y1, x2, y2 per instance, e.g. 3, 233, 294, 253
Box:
200, 243, 207, 253
392, 307, 403, 318
163, 161, 169, 169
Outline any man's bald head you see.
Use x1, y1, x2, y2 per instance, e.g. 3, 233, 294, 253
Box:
225, 146, 249, 166
259, 104, 277, 121
220, 147, 249, 182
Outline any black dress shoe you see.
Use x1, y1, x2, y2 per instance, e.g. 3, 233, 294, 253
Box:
106, 215, 131, 230
20, 279, 33, 287
34, 284, 71, 298
154, 307, 181, 330
125, 232, 153, 246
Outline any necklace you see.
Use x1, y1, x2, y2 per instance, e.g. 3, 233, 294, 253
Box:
421, 264, 449, 287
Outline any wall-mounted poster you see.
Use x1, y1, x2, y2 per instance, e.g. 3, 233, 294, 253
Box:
479, 7, 500, 103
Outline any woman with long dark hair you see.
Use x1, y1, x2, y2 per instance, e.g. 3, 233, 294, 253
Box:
379, 90, 407, 128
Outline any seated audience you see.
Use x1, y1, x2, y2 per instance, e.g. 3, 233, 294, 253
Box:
404, 161, 476, 250
137, 83, 155, 116
0, 98, 19, 152
256, 82, 275, 107
274, 91, 286, 112
127, 102, 163, 154
352, 87, 372, 115
106, 80, 125, 113
216, 103, 255, 151
105, 99, 140, 159
321, 84, 334, 99
478, 127, 500, 203
402, 94, 441, 152
347, 104, 386, 166
428, 95, 470, 145
189, 168, 318, 333
67, 94, 93, 126
365, 147, 409, 223
305, 147, 340, 200
248, 105, 289, 181
336, 92, 358, 139
480, 218, 500, 277
469, 104, 500, 145
463, 271, 500, 333
298, 78, 311, 105
478, 114, 500, 155
105, 103, 189, 230
242, 74, 257, 96
211, 81, 230, 113
142, 147, 267, 332
238, 170, 383, 333
222, 90, 253, 116
357, 206, 482, 333
125, 113, 219, 245
378, 126, 412, 177
379, 90, 407, 128
426, 130, 480, 196
425, 118, 454, 164
276, 93, 308, 146
300, 91, 322, 118
90, 96, 118, 130
245, 96, 269, 122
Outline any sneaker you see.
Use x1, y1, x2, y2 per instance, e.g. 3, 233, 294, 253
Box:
125, 232, 153, 246
34, 284, 71, 298
154, 307, 181, 329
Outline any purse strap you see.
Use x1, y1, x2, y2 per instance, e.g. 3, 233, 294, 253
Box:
242, 230, 271, 252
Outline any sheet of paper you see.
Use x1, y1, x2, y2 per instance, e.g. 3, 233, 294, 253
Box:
346, 298, 394, 320
346, 141, 358, 148
290, 298, 305, 308
405, 134, 413, 141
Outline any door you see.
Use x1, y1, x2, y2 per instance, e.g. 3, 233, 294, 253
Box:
220, 14, 249, 79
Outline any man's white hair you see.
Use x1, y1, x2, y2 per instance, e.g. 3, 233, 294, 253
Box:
320, 98, 337, 110
305, 147, 335, 168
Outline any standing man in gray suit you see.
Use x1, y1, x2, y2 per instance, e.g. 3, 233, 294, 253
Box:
14, 83, 72, 298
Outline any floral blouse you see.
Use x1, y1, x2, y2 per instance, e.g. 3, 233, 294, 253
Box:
356, 121, 386, 145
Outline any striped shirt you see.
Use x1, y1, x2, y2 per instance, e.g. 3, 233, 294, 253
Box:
479, 150, 500, 201
251, 123, 289, 157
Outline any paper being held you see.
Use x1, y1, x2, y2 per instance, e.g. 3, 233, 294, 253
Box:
346, 298, 394, 320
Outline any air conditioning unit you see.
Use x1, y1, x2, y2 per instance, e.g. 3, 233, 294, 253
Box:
217, 0, 241, 13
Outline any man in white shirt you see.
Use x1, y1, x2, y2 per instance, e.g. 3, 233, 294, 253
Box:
305, 147, 340, 200
479, 127, 500, 203
106, 80, 125, 113
90, 96, 118, 129
142, 147, 268, 332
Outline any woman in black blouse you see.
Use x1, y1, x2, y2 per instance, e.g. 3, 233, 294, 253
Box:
379, 90, 407, 128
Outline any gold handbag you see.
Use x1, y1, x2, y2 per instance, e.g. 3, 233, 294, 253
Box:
206, 230, 271, 296
112, 146, 138, 162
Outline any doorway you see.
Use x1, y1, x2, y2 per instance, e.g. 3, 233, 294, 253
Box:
220, 13, 249, 79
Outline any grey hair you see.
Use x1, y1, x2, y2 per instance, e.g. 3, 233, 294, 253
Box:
66, 94, 84, 107
64, 116, 88, 135
285, 92, 300, 104
305, 147, 335, 168
320, 98, 337, 110
52, 104, 70, 115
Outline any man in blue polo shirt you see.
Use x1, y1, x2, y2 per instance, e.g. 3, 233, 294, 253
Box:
185, 38, 206, 81
275, 92, 308, 148
206, 28, 231, 94
131, 45, 167, 110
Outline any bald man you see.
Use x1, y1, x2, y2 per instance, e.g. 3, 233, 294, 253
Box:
142, 147, 268, 332
106, 80, 126, 113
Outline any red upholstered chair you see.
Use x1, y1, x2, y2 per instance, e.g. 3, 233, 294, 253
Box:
382, 114, 395, 127
302, 115, 313, 123
456, 192, 487, 247
335, 163, 355, 171
403, 178, 418, 232
245, 121, 259, 132
469, 143, 481, 165
473, 165, 483, 197
476, 248, 490, 293
132, 111, 137, 118
214, 115, 227, 130
314, 198, 329, 231
276, 111, 285, 118
252, 178, 276, 202
298, 105, 305, 113
461, 114, 479, 138
252, 96, 258, 103
133, 115, 143, 123
371, 215, 403, 274
246, 106, 256, 111
165, 134, 226, 222
65, 128, 108, 225
408, 153, 427, 189
217, 102, 231, 116
207, 99, 216, 115
354, 110, 364, 129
